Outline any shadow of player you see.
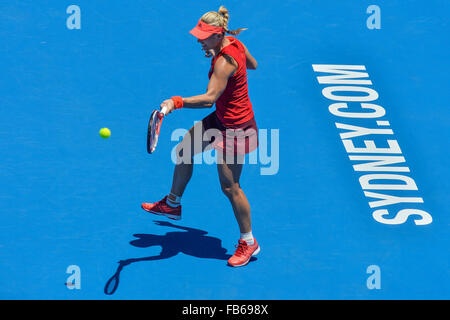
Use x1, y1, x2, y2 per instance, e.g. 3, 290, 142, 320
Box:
104, 220, 255, 295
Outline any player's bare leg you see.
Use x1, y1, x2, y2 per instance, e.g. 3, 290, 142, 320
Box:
217, 156, 252, 233
217, 153, 260, 267
169, 121, 210, 199
142, 121, 209, 220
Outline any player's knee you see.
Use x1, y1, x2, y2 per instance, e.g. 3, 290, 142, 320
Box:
221, 183, 240, 198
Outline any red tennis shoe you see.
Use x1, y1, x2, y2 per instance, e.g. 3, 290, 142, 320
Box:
141, 196, 181, 220
227, 239, 260, 267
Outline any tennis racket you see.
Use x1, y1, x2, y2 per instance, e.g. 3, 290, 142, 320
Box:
147, 106, 168, 154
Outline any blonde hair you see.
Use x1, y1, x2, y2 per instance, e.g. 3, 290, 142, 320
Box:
200, 6, 247, 36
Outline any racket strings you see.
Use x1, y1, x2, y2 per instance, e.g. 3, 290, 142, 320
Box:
149, 111, 162, 152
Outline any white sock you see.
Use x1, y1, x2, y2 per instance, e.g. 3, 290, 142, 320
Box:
240, 232, 254, 245
166, 193, 181, 207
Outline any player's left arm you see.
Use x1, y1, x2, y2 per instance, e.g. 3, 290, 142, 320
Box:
160, 56, 236, 113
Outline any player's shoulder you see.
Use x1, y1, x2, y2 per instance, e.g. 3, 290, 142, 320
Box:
214, 54, 237, 73
219, 53, 237, 65
211, 55, 237, 79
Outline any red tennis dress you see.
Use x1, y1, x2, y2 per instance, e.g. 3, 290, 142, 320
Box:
202, 36, 258, 155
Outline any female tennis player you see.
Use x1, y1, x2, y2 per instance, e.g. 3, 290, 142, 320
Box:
141, 6, 259, 267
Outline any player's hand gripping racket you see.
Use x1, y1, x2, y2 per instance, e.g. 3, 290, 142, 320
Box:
147, 106, 168, 154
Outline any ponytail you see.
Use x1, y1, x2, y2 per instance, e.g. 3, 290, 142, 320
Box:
200, 5, 247, 36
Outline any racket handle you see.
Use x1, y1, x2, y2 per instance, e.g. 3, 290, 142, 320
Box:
160, 106, 168, 116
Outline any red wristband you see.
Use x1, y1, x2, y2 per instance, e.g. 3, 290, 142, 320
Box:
171, 96, 184, 109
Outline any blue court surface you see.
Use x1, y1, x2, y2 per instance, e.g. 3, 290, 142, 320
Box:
1, 0, 449, 300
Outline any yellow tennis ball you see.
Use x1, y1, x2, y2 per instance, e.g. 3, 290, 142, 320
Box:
99, 128, 111, 139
